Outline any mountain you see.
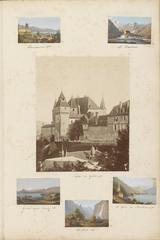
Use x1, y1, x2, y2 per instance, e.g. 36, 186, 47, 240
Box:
18, 24, 58, 34
93, 200, 109, 220
113, 177, 137, 196
65, 201, 93, 218
145, 187, 156, 195
65, 200, 77, 214
132, 186, 146, 194
108, 20, 122, 39
135, 24, 151, 39
30, 26, 58, 34
18, 186, 60, 194
120, 23, 151, 39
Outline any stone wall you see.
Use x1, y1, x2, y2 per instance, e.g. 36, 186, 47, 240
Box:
83, 126, 118, 145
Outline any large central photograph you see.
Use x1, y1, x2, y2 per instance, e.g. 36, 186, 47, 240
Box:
36, 57, 129, 172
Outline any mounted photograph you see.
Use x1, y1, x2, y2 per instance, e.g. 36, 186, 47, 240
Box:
36, 56, 129, 172
65, 200, 109, 227
108, 16, 151, 44
18, 17, 60, 43
113, 177, 156, 204
17, 178, 60, 205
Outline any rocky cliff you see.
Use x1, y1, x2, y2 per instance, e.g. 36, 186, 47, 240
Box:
93, 200, 109, 220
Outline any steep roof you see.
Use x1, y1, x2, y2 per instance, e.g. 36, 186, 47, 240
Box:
55, 91, 70, 108
109, 100, 130, 116
69, 97, 77, 108
68, 96, 99, 115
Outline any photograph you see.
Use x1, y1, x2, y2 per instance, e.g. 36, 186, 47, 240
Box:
113, 177, 156, 204
18, 17, 60, 43
108, 16, 151, 44
36, 56, 129, 172
65, 200, 109, 227
17, 178, 60, 205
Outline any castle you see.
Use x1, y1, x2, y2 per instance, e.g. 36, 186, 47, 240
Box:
40, 91, 129, 144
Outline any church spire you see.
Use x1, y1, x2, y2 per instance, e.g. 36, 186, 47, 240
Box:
100, 97, 106, 109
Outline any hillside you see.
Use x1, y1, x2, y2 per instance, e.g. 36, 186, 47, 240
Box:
18, 186, 60, 194
65, 201, 93, 218
108, 20, 122, 39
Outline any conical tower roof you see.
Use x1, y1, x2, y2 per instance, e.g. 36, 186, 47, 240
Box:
100, 97, 106, 109
55, 91, 69, 107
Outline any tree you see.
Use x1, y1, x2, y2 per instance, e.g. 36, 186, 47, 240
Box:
91, 215, 96, 223
74, 208, 85, 221
115, 127, 129, 171
69, 120, 83, 140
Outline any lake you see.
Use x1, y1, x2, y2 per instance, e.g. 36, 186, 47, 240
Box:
17, 192, 43, 200
127, 194, 156, 204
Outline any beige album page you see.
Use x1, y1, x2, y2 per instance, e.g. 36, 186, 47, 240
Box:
1, 0, 160, 240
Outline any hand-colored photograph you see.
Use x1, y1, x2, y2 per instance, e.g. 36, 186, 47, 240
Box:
17, 178, 60, 205
113, 177, 156, 204
18, 17, 60, 43
65, 200, 109, 227
36, 57, 129, 172
108, 16, 151, 44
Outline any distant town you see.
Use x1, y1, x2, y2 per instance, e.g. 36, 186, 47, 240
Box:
18, 22, 60, 43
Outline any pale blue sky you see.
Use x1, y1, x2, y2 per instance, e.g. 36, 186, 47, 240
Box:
17, 178, 60, 191
118, 177, 155, 189
18, 17, 60, 30
109, 16, 151, 25
73, 200, 103, 209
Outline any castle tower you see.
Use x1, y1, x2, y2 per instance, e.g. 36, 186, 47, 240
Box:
52, 92, 70, 140
52, 99, 57, 124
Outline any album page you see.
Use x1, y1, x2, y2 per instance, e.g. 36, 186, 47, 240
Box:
1, 0, 160, 239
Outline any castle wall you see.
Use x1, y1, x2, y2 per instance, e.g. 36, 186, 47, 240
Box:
41, 126, 54, 140
83, 126, 118, 144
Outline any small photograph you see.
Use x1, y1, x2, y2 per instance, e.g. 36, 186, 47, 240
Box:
17, 178, 60, 205
65, 200, 109, 227
36, 57, 129, 172
108, 16, 151, 44
113, 177, 156, 204
18, 17, 60, 43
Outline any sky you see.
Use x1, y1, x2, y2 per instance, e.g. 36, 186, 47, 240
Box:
118, 177, 156, 189
17, 178, 60, 191
18, 17, 60, 30
109, 16, 151, 25
36, 56, 129, 123
73, 200, 102, 209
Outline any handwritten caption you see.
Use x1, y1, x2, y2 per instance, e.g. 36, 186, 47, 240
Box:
76, 228, 96, 232
74, 174, 103, 179
115, 205, 155, 209
117, 45, 138, 49
27, 45, 52, 49
20, 206, 57, 213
